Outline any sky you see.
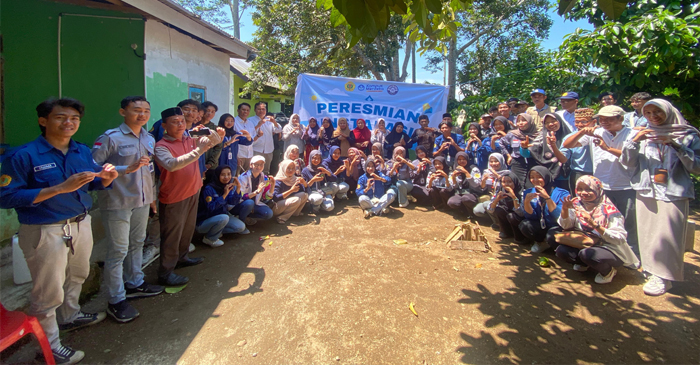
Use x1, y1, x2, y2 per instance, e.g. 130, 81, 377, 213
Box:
227, 3, 594, 86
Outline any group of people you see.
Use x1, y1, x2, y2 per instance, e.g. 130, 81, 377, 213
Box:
0, 88, 697, 364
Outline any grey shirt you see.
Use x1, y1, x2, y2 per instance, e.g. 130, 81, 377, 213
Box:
92, 123, 155, 210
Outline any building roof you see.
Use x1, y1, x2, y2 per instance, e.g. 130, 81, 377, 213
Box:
78, 0, 255, 58
230, 58, 283, 90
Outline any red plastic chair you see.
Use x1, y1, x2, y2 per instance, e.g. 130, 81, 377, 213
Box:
0, 303, 55, 364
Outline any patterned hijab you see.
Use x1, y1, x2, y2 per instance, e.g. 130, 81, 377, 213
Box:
572, 175, 621, 232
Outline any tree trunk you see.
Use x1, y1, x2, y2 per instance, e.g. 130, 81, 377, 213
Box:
412, 42, 416, 83
448, 37, 457, 100
229, 0, 240, 39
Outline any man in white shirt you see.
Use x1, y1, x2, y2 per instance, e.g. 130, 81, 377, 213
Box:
556, 91, 579, 131
234, 102, 257, 175
252, 102, 281, 174
563, 105, 640, 255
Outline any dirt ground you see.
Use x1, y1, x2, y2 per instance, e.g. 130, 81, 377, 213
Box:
4, 200, 700, 364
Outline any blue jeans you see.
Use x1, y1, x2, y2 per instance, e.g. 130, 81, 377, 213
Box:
102, 205, 149, 304
196, 214, 246, 240
395, 179, 413, 206
230, 199, 274, 222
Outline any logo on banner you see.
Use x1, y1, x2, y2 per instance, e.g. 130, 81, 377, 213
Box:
365, 95, 374, 101
357, 84, 366, 91
345, 81, 356, 92
387, 85, 399, 95
423, 103, 433, 114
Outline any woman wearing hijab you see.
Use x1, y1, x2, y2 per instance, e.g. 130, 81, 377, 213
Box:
384, 122, 411, 158
386, 146, 417, 207
302, 117, 321, 165
409, 146, 435, 206
547, 176, 639, 284
620, 99, 700, 296
302, 149, 337, 213
321, 146, 351, 199
282, 113, 306, 159
319, 117, 335, 158
352, 118, 372, 155
465, 122, 492, 170
499, 113, 540, 188
447, 151, 479, 216
521, 113, 571, 190
283, 145, 305, 177
196, 166, 248, 248
331, 117, 355, 157
371, 118, 388, 155
486, 116, 512, 158
473, 153, 509, 227
272, 160, 309, 224
427, 156, 453, 209
371, 142, 387, 172
237, 156, 275, 225
356, 156, 396, 218
345, 147, 366, 195
217, 113, 253, 175
508, 166, 570, 252
488, 170, 523, 239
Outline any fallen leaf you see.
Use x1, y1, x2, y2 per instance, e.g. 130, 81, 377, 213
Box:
298, 256, 305, 261
488, 258, 496, 261
475, 263, 482, 269
237, 340, 247, 346
393, 239, 408, 245
165, 285, 187, 294
442, 317, 448, 321
453, 266, 459, 271
602, 302, 608, 306
409, 302, 418, 316
268, 241, 273, 246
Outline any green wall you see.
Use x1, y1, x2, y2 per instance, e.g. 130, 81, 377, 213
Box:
146, 72, 189, 125
1, 0, 145, 148
231, 72, 290, 114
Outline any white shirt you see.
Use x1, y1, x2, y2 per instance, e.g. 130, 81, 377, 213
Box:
252, 117, 282, 154
556, 109, 577, 131
234, 116, 257, 158
579, 127, 638, 191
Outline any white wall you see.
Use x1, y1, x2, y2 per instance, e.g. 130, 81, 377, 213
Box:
144, 20, 231, 121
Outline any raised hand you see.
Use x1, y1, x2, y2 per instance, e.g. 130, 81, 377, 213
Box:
59, 171, 96, 193
534, 186, 550, 200
126, 156, 151, 174
521, 135, 530, 149
581, 126, 597, 137
216, 127, 226, 139
97, 163, 118, 180
562, 195, 574, 211
504, 186, 516, 199
546, 132, 557, 149
632, 128, 653, 143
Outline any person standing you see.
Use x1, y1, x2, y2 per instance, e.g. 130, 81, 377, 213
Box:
200, 101, 223, 171
0, 98, 118, 364
497, 102, 516, 125
234, 103, 257, 175
599, 91, 618, 107
409, 114, 437, 157
91, 96, 165, 323
433, 121, 466, 167
620, 99, 700, 296
623, 92, 652, 129
526, 88, 556, 128
556, 91, 579, 131
154, 107, 224, 286
253, 106, 282, 174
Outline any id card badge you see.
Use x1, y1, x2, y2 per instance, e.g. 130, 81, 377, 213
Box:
654, 168, 668, 185
228, 151, 233, 160
148, 162, 155, 173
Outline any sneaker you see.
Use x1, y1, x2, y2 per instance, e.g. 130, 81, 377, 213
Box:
202, 237, 224, 247
407, 195, 417, 203
58, 311, 106, 332
51, 344, 85, 365
189, 243, 196, 253
239, 228, 251, 235
594, 267, 617, 284
530, 241, 550, 253
126, 282, 164, 299
107, 300, 139, 323
643, 275, 672, 296
141, 245, 160, 269
244, 217, 258, 226
399, 201, 409, 208
363, 209, 372, 219
573, 264, 589, 272
382, 207, 390, 214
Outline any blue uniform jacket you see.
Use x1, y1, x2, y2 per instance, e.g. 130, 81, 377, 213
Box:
218, 133, 253, 174
355, 172, 390, 199
301, 167, 337, 193
0, 136, 109, 224
433, 133, 467, 160
197, 184, 242, 224
521, 186, 570, 227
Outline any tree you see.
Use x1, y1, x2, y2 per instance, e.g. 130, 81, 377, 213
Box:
559, 0, 700, 122
423, 0, 552, 100
177, 0, 246, 38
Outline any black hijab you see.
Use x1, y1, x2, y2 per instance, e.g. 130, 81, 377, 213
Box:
528, 165, 553, 194
529, 113, 570, 179
433, 156, 450, 174
218, 113, 237, 137
208, 165, 233, 195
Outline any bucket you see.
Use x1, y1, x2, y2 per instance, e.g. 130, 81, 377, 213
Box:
12, 234, 32, 285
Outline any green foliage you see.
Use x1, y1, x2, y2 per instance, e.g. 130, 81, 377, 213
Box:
559, 0, 700, 125
177, 0, 236, 31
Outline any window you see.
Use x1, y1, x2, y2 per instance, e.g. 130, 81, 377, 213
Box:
189, 85, 206, 102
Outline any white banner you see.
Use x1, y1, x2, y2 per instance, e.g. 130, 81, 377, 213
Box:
293, 73, 449, 136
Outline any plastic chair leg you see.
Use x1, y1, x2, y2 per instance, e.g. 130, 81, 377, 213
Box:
28, 317, 55, 365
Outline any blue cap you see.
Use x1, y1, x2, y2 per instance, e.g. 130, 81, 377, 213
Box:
530, 88, 546, 96
559, 91, 579, 100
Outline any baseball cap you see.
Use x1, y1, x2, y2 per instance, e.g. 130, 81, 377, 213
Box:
530, 88, 546, 96
559, 91, 579, 100
593, 105, 625, 118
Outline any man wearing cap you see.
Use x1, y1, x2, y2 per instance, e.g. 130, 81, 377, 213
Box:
563, 105, 640, 256
0, 98, 118, 364
556, 92, 579, 131
478, 114, 493, 138
91, 96, 164, 324
515, 100, 529, 114
526, 88, 556, 128
154, 107, 224, 286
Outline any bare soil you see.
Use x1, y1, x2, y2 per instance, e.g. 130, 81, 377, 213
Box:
4, 201, 700, 364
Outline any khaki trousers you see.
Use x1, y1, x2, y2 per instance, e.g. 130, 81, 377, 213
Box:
18, 215, 94, 349
272, 192, 308, 222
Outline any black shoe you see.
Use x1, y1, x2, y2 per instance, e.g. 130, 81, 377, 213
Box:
491, 224, 501, 230
126, 282, 165, 299
499, 231, 514, 239
107, 300, 139, 323
175, 256, 204, 269
158, 272, 189, 286
58, 311, 107, 332
51, 344, 85, 365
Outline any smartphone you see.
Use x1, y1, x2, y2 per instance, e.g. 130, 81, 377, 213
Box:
190, 128, 212, 136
